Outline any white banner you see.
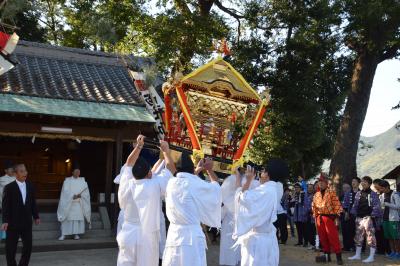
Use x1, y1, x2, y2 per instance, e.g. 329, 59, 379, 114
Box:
130, 71, 165, 139
0, 54, 14, 76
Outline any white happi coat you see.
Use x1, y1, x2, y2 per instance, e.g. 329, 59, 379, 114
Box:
220, 175, 260, 266
233, 181, 280, 266
162, 172, 222, 266
117, 165, 173, 266
57, 177, 91, 235
0, 175, 15, 209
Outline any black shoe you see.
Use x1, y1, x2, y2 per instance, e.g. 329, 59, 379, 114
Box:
336, 253, 343, 265
315, 253, 331, 263
303, 243, 308, 248
295, 243, 303, 246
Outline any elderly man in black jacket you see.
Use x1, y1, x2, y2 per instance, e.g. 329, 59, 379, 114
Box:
1, 164, 40, 266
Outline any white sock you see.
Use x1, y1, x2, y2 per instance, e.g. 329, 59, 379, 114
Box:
362, 247, 375, 263
348, 246, 362, 260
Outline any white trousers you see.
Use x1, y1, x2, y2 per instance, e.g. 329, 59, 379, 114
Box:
117, 222, 159, 266
220, 214, 240, 266
160, 213, 166, 259
117, 210, 124, 235
240, 232, 279, 266
162, 236, 207, 266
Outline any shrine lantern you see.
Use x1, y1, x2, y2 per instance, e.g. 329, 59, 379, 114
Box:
163, 57, 269, 170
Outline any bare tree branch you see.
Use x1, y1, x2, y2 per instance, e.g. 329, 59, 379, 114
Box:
37, 17, 51, 28
214, 0, 244, 43
214, 0, 245, 19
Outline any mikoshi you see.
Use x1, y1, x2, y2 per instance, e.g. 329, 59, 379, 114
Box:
162, 57, 269, 172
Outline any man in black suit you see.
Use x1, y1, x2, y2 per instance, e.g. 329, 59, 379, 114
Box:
1, 164, 40, 266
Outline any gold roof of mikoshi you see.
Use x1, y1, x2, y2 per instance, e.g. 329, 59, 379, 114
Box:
180, 57, 261, 104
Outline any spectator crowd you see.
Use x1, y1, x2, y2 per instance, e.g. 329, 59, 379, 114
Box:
276, 174, 400, 265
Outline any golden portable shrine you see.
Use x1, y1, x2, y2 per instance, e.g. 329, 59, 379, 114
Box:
162, 57, 269, 171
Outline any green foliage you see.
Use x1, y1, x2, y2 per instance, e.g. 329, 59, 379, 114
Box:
0, 0, 46, 42
133, 8, 229, 74
230, 0, 352, 179
342, 0, 400, 55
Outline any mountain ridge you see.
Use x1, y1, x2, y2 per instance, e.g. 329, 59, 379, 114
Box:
322, 121, 400, 179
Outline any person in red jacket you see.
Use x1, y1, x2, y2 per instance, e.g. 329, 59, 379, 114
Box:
312, 174, 343, 265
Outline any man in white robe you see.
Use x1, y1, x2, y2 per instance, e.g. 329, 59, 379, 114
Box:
117, 135, 176, 266
57, 167, 91, 240
151, 160, 168, 263
162, 154, 222, 266
233, 160, 288, 266
220, 168, 259, 266
0, 161, 15, 240
115, 159, 169, 262
114, 166, 126, 236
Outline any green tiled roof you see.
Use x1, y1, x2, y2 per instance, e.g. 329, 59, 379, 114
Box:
0, 94, 156, 123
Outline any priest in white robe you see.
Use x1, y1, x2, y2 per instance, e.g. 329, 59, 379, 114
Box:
0, 161, 15, 240
57, 167, 91, 240
233, 160, 288, 266
117, 135, 176, 266
220, 168, 260, 266
162, 154, 222, 266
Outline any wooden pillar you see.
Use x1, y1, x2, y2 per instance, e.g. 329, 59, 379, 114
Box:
112, 132, 123, 229
105, 142, 113, 211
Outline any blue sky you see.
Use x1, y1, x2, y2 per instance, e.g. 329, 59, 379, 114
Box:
361, 59, 400, 137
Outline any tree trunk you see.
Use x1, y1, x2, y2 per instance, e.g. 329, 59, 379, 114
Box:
329, 50, 379, 191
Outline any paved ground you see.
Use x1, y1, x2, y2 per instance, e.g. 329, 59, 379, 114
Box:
0, 248, 118, 266
1, 238, 399, 265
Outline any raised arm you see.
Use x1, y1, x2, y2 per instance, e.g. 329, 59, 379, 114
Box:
119, 135, 145, 209
159, 140, 176, 174
151, 159, 164, 174
126, 135, 145, 167
235, 168, 242, 189
242, 166, 256, 192
203, 158, 218, 183
194, 159, 205, 176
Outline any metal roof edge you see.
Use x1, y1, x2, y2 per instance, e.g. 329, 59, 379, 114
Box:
0, 94, 156, 123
